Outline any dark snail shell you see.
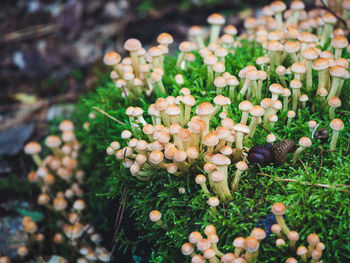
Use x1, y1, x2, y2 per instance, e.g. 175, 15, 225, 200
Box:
314, 128, 329, 142
271, 139, 296, 166
247, 145, 274, 166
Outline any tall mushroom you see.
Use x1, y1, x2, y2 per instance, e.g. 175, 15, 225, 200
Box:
329, 118, 344, 151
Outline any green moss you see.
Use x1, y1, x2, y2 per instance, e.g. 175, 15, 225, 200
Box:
73, 38, 350, 262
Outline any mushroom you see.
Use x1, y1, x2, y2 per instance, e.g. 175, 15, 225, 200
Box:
276, 238, 285, 249
306, 233, 320, 257
328, 97, 341, 119
281, 88, 291, 111
189, 26, 205, 48
296, 246, 308, 263
189, 231, 203, 244
270, 1, 286, 29
196, 102, 215, 137
24, 141, 42, 166
302, 47, 318, 91
287, 231, 299, 250
320, 12, 337, 46
271, 202, 290, 235
308, 120, 317, 134
208, 234, 224, 258
207, 196, 220, 214
195, 174, 210, 196
231, 161, 248, 192
221, 253, 237, 263
233, 237, 245, 257
251, 228, 266, 243
248, 106, 265, 138
207, 13, 225, 44
331, 35, 348, 59
329, 118, 344, 151
149, 210, 166, 228
243, 236, 259, 263
271, 224, 282, 238
276, 66, 288, 89
312, 58, 329, 93
227, 76, 239, 101
292, 137, 312, 165
239, 100, 253, 124
233, 123, 250, 161
181, 242, 195, 257
182, 95, 196, 125
214, 76, 227, 94
326, 65, 347, 102
176, 41, 193, 68
299, 94, 309, 109
290, 79, 302, 112
124, 38, 142, 76
291, 62, 306, 81
211, 154, 232, 200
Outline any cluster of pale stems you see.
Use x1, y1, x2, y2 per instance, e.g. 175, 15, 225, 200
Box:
165, 202, 325, 263
105, 1, 347, 203
19, 120, 111, 263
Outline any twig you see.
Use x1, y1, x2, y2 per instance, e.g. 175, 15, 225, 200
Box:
249, 116, 282, 141
92, 106, 126, 125
257, 172, 350, 193
346, 136, 350, 155
2, 24, 60, 42
315, 0, 347, 26
316, 145, 323, 178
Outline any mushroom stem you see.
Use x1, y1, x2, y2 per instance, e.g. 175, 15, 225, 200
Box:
207, 66, 214, 86
233, 132, 244, 161
229, 85, 236, 102
156, 80, 166, 94
292, 88, 299, 112
305, 60, 313, 92
184, 105, 192, 125
330, 130, 340, 151
246, 251, 258, 263
209, 25, 221, 44
130, 51, 140, 77
248, 117, 258, 138
211, 243, 224, 257
176, 52, 186, 68
317, 70, 326, 92
275, 216, 290, 236
234, 248, 243, 258
155, 219, 167, 229
239, 79, 250, 98
200, 183, 211, 196
231, 169, 243, 192
216, 166, 233, 200
291, 146, 305, 165
326, 78, 341, 102
283, 97, 289, 111
320, 24, 333, 46
32, 154, 42, 167
329, 107, 336, 120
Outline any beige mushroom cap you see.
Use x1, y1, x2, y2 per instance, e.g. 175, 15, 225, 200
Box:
124, 38, 142, 51
149, 210, 161, 222
298, 137, 312, 147
233, 123, 250, 134
207, 13, 225, 25
24, 142, 42, 155
330, 118, 344, 131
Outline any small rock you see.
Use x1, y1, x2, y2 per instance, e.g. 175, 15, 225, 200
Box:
0, 123, 34, 156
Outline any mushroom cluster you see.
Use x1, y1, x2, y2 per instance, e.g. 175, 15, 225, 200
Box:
179, 203, 325, 263
105, 1, 348, 202
22, 120, 111, 262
